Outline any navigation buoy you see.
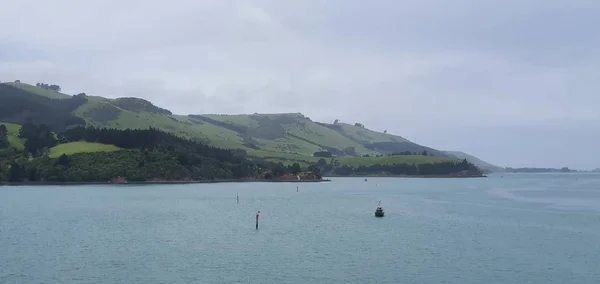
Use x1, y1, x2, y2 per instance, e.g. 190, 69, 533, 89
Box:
256, 211, 260, 230
237, 193, 239, 204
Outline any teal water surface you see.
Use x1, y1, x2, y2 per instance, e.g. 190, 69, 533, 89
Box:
1, 174, 600, 283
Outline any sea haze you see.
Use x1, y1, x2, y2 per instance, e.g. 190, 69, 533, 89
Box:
1, 174, 600, 283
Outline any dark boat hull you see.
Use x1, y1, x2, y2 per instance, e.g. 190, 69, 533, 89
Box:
374, 207, 385, 217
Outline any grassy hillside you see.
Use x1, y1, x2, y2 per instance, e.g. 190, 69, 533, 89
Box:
0, 83, 87, 131
190, 113, 442, 158
444, 151, 504, 173
4, 82, 71, 99
72, 96, 245, 146
49, 142, 121, 158
334, 155, 455, 167
1, 122, 25, 150
68, 96, 439, 158
0, 81, 498, 169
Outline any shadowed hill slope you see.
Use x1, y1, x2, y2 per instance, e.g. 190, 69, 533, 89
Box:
444, 151, 503, 173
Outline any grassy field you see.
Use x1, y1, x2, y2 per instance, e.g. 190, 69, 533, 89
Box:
49, 142, 121, 158
202, 114, 262, 128
1, 122, 25, 150
4, 82, 71, 99
248, 150, 320, 166
334, 123, 408, 144
335, 155, 456, 167
284, 122, 375, 154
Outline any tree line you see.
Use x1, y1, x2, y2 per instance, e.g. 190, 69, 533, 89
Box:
315, 150, 431, 158
35, 82, 61, 92
286, 156, 482, 177
0, 124, 324, 183
505, 167, 574, 173
328, 159, 482, 177
19, 122, 58, 155
0, 125, 8, 149
362, 150, 430, 157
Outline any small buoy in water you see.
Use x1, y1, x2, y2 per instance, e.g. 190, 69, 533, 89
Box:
256, 211, 260, 230
365, 178, 368, 182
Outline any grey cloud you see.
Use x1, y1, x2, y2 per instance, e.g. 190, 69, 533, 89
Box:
0, 0, 599, 168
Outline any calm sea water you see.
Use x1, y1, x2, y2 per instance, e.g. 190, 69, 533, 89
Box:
1, 174, 600, 284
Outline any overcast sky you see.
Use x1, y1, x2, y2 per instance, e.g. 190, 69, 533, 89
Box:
1, 0, 599, 169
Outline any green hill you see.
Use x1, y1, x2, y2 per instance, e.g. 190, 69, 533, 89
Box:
444, 151, 504, 173
0, 81, 496, 169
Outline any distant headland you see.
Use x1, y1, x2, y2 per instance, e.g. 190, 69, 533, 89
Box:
0, 80, 486, 184
504, 167, 585, 173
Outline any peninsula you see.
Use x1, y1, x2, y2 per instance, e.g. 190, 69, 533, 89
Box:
0, 81, 486, 183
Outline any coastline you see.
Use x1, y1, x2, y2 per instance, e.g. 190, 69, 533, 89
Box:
324, 174, 487, 179
0, 174, 488, 186
0, 178, 332, 186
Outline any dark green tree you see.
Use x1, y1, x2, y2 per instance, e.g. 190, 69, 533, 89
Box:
289, 162, 301, 174
8, 161, 24, 182
272, 163, 286, 177
0, 164, 4, 182
0, 125, 8, 148
308, 164, 322, 175
313, 151, 332, 157
19, 122, 57, 155
26, 167, 37, 181
55, 154, 70, 167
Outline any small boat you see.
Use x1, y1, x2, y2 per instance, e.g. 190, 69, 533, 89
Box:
374, 201, 385, 217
